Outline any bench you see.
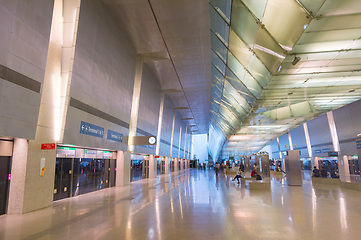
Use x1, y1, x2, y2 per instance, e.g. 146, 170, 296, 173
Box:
241, 177, 254, 185
312, 177, 340, 185
245, 180, 270, 191
340, 181, 361, 192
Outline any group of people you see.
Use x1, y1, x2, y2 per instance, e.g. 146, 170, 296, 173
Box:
231, 163, 262, 183
312, 166, 339, 178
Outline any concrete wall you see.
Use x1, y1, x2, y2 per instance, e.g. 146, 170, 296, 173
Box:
0, 0, 54, 139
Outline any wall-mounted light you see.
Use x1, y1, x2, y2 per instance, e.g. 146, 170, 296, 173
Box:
292, 56, 301, 65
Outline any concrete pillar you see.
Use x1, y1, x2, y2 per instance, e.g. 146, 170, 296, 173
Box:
288, 132, 294, 150
17, 0, 62, 214
180, 159, 183, 171
169, 109, 176, 157
7, 139, 28, 214
116, 151, 130, 186
339, 155, 351, 182
173, 158, 178, 172
149, 154, 155, 178
156, 92, 165, 156
177, 121, 183, 159
128, 54, 144, 152
183, 127, 188, 159
165, 157, 169, 174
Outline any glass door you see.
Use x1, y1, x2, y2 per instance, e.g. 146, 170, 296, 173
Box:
0, 156, 11, 215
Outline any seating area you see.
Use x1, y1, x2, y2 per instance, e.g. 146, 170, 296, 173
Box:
245, 180, 271, 191
312, 177, 340, 185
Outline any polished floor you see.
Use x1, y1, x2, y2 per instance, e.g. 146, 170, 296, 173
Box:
0, 169, 361, 240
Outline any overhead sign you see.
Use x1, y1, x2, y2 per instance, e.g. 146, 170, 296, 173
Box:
328, 151, 338, 157
103, 151, 113, 159
57, 147, 75, 157
314, 149, 321, 154
107, 130, 123, 142
41, 143, 55, 150
322, 148, 331, 153
80, 121, 104, 138
84, 149, 97, 158
148, 145, 155, 149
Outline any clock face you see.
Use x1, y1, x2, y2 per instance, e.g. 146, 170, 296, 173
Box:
148, 136, 156, 144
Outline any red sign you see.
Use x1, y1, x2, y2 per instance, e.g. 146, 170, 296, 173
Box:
41, 143, 55, 150
155, 156, 160, 158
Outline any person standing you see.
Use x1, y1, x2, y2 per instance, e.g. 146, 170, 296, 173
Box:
215, 162, 220, 176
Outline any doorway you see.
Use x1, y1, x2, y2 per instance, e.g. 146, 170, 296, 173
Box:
0, 156, 11, 215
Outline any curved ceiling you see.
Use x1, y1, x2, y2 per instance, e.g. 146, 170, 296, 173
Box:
209, 0, 361, 158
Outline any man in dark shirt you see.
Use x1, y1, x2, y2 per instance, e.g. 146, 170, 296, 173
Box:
312, 166, 320, 177
321, 167, 328, 178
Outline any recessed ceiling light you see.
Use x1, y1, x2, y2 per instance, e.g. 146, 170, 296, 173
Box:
303, 24, 308, 30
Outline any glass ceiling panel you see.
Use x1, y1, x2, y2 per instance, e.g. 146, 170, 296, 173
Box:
298, 0, 326, 16
307, 15, 361, 32
298, 29, 361, 45
211, 31, 228, 63
253, 27, 286, 74
316, 0, 361, 17
209, 0, 232, 20
247, 54, 272, 87
224, 81, 251, 112
211, 50, 226, 74
231, 0, 259, 48
262, 0, 311, 50
228, 29, 251, 67
222, 91, 247, 117
228, 52, 263, 97
210, 5, 229, 44
241, 0, 268, 21
225, 67, 256, 105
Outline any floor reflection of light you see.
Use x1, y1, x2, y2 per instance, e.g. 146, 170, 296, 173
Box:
155, 199, 161, 240
148, 228, 154, 239
340, 197, 348, 229
312, 189, 316, 230
179, 187, 184, 219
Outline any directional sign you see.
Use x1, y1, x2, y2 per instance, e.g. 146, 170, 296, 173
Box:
322, 148, 331, 153
107, 130, 123, 142
314, 149, 321, 154
80, 121, 104, 138
148, 145, 155, 150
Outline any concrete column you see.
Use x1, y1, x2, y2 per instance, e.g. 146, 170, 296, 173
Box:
174, 158, 178, 172
277, 137, 282, 159
327, 111, 340, 152
116, 151, 130, 186
128, 54, 144, 152
165, 157, 169, 174
149, 155, 155, 178
7, 139, 28, 214
169, 109, 176, 157
288, 132, 294, 150
156, 92, 165, 156
177, 120, 183, 159
303, 122, 314, 168
183, 127, 188, 158
340, 155, 351, 182
188, 133, 192, 160
180, 159, 183, 171
19, 0, 62, 214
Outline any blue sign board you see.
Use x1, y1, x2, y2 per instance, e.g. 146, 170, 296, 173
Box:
322, 148, 331, 153
80, 121, 104, 138
356, 140, 361, 149
148, 145, 155, 150
314, 149, 321, 154
107, 130, 123, 142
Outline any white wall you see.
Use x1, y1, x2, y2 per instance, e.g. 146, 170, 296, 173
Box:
192, 134, 208, 162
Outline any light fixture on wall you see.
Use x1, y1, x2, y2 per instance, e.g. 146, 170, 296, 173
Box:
292, 56, 301, 65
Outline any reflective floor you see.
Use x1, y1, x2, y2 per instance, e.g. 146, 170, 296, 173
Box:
1, 169, 361, 239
